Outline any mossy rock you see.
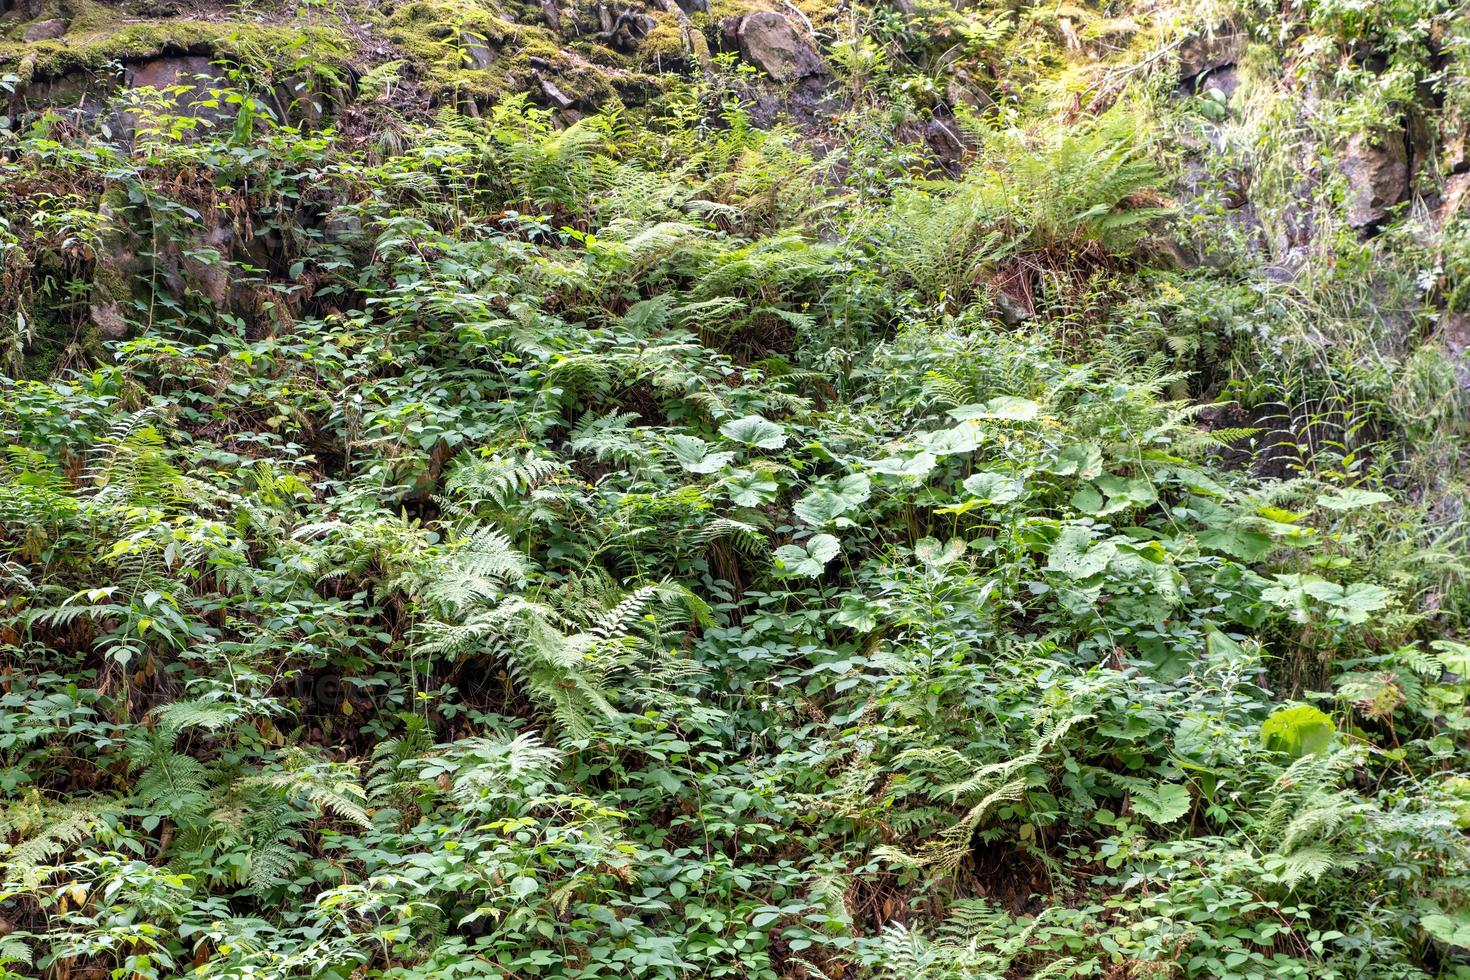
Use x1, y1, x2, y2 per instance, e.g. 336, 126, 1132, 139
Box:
0, 1, 352, 88
374, 0, 684, 105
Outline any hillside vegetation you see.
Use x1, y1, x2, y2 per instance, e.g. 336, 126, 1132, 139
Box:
1, 0, 1469, 977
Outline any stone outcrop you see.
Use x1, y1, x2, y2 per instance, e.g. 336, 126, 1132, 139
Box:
1341, 131, 1410, 228
723, 11, 825, 82
22, 17, 65, 41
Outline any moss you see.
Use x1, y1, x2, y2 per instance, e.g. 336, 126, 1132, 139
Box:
701, 0, 773, 27
374, 0, 520, 97
0, 1, 351, 82
637, 11, 690, 68
375, 0, 633, 106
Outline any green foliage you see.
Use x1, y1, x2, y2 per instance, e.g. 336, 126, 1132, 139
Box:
0, 2, 1467, 978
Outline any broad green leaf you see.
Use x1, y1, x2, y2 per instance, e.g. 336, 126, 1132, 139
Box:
832, 593, 880, 631
1046, 526, 1116, 579
1318, 488, 1393, 512
1261, 704, 1334, 758
868, 452, 937, 480
1132, 782, 1192, 825
1197, 526, 1273, 561
948, 396, 1041, 422
914, 537, 965, 567
719, 415, 787, 450
1075, 475, 1157, 515
669, 434, 736, 474
915, 422, 984, 456
961, 471, 1023, 504
1419, 909, 1470, 948
1048, 442, 1103, 478
1432, 640, 1470, 675
1262, 575, 1393, 626
723, 468, 779, 507
794, 474, 871, 527
773, 534, 841, 577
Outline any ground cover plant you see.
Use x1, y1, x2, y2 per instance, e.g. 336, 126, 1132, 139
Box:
0, 0, 1468, 976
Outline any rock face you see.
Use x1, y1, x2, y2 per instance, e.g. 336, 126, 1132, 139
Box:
125, 55, 224, 96
1341, 131, 1409, 228
726, 12, 825, 82
1177, 26, 1246, 83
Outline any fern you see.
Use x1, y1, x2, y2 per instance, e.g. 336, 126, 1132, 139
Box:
246, 750, 372, 830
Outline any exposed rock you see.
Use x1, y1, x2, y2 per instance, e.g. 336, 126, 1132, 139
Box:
274, 73, 347, 128
1439, 172, 1470, 228
1443, 311, 1470, 391
596, 8, 655, 52
91, 300, 131, 340
90, 191, 143, 342
1444, 104, 1468, 175
946, 69, 992, 112
460, 32, 495, 70
23, 18, 67, 41
1341, 131, 1409, 228
183, 222, 234, 309
1201, 65, 1239, 100
9, 70, 111, 124
1444, 311, 1470, 354
114, 55, 230, 140
992, 290, 1032, 326
0, 0, 47, 18
539, 76, 575, 110
725, 12, 825, 82
1177, 26, 1246, 83
126, 54, 221, 93
324, 212, 364, 245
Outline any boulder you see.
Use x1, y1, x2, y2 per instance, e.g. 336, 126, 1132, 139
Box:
726, 12, 824, 82
115, 55, 230, 140
23, 18, 66, 41
1341, 131, 1409, 228
1, 0, 47, 18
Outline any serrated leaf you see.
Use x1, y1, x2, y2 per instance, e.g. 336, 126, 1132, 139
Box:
961, 471, 1023, 504
1132, 782, 1191, 825
1317, 488, 1392, 512
723, 468, 778, 507
719, 415, 787, 450
773, 533, 841, 577
669, 434, 736, 474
